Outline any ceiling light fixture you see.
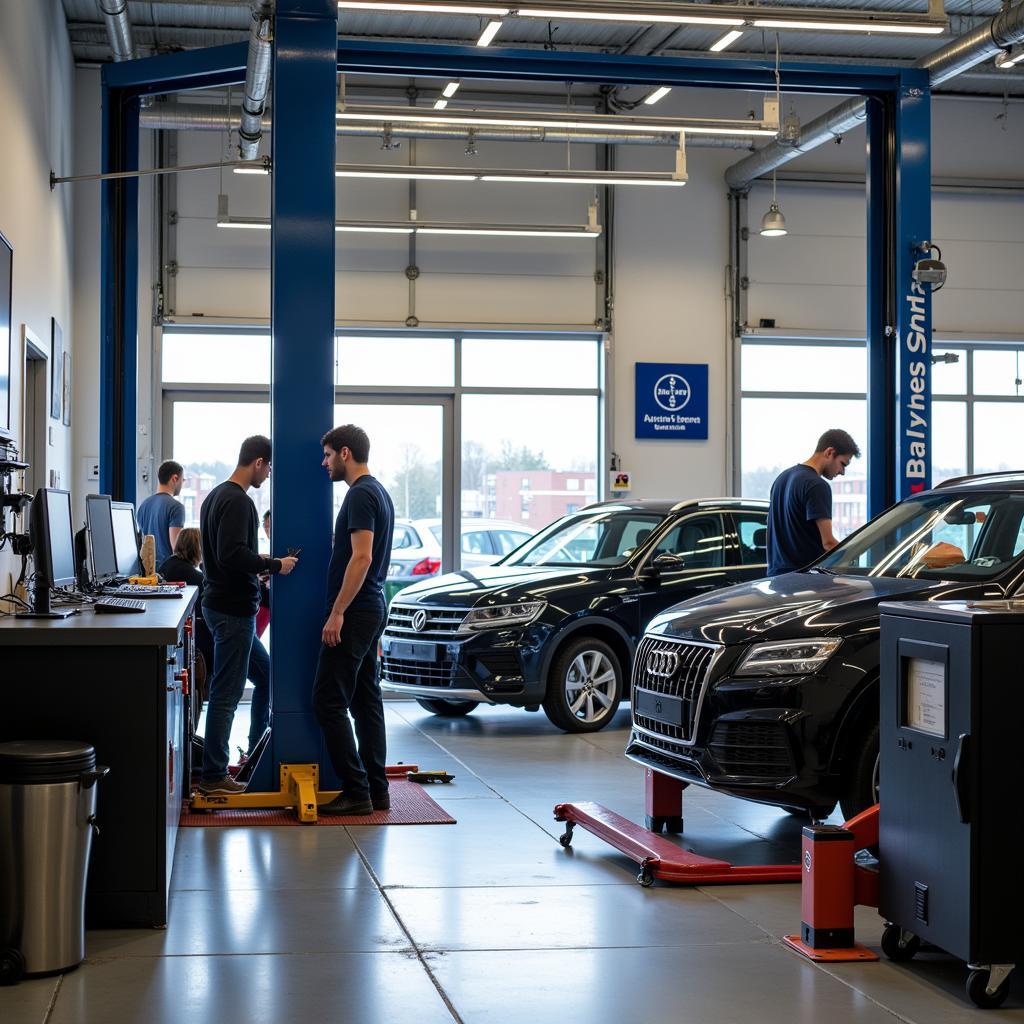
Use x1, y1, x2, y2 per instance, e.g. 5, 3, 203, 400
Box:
476, 18, 504, 45
442, 81, 461, 98
434, 98, 449, 109
234, 164, 687, 184
751, 16, 943, 33
995, 46, 1024, 68
759, 171, 787, 237
643, 86, 672, 105
517, 6, 742, 26
335, 106, 777, 137
338, 2, 509, 13
709, 28, 744, 51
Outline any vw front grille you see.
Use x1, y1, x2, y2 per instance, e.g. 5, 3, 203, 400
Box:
385, 604, 468, 640
631, 637, 720, 747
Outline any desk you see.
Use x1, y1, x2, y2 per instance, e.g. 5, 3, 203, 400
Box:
0, 589, 198, 927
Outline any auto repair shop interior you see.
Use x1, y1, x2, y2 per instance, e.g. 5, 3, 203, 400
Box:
2, 0, 1024, 1020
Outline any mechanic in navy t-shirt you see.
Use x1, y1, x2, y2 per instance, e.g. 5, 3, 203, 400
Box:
766, 428, 861, 576
312, 424, 396, 816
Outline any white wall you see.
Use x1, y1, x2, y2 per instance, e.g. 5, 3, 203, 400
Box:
0, 0, 75, 588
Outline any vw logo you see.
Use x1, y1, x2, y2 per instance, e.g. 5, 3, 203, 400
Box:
646, 651, 679, 678
411, 609, 428, 632
653, 374, 691, 412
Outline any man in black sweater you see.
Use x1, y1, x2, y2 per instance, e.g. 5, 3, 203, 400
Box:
199, 435, 298, 794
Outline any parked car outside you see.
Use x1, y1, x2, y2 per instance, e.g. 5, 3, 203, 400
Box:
380, 498, 770, 732
625, 473, 1024, 820
389, 518, 534, 586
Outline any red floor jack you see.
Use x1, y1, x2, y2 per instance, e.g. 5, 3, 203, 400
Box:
782, 804, 881, 962
554, 768, 803, 888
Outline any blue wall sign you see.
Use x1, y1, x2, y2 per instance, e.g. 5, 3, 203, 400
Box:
635, 362, 708, 440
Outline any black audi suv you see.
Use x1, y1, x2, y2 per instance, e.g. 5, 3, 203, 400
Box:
380, 498, 769, 732
625, 473, 1024, 819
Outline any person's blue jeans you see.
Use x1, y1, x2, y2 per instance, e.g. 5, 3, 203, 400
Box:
202, 606, 257, 782
247, 635, 271, 755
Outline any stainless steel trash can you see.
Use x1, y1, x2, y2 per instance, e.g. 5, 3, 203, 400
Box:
0, 740, 109, 984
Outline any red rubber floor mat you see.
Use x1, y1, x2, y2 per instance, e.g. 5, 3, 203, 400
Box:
180, 780, 456, 827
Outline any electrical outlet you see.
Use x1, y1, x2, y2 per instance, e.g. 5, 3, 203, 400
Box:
83, 457, 100, 482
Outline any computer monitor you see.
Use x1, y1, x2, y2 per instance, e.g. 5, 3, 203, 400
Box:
111, 501, 143, 577
19, 488, 77, 618
86, 494, 118, 582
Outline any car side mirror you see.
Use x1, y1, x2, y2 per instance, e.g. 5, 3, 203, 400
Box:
640, 552, 685, 582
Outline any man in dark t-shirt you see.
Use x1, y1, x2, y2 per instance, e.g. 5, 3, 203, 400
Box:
313, 424, 395, 816
767, 428, 861, 576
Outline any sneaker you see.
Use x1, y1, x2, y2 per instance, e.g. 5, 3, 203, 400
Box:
371, 792, 391, 811
199, 776, 246, 795
318, 794, 373, 816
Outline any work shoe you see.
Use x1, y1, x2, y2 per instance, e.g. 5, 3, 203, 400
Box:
318, 793, 373, 816
371, 791, 391, 811
199, 776, 246, 795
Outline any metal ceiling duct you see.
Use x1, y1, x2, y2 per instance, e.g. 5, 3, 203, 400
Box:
138, 102, 757, 147
238, 1, 274, 160
725, 0, 1024, 190
97, 0, 136, 62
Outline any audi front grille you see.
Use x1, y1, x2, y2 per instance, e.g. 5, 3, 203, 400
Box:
631, 636, 720, 748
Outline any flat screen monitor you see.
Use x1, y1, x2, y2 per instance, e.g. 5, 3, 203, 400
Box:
86, 493, 118, 582
30, 488, 76, 587
111, 502, 142, 577
0, 231, 12, 438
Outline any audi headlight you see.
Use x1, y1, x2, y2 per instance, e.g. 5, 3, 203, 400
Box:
734, 638, 842, 678
457, 601, 546, 634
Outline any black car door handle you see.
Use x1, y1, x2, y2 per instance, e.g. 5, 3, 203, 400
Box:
952, 733, 971, 824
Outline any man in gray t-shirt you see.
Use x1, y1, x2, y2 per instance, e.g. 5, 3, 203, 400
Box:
137, 460, 186, 567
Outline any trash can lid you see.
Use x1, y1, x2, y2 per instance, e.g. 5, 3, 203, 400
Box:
0, 741, 97, 784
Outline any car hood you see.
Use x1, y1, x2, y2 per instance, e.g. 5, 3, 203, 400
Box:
392, 562, 618, 608
646, 570, 993, 646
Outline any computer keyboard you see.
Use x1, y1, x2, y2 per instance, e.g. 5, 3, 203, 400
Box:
108, 584, 184, 598
94, 597, 147, 614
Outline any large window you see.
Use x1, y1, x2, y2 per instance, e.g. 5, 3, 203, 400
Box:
740, 338, 1024, 536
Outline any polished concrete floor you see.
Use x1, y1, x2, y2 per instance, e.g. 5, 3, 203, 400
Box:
3, 702, 1014, 1022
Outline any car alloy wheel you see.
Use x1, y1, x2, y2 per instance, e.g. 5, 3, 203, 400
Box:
564, 650, 617, 724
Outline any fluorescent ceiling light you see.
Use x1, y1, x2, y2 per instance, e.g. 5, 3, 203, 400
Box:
995, 47, 1024, 68
218, 216, 599, 237
481, 173, 683, 186
338, 2, 509, 13
476, 18, 504, 45
217, 219, 271, 229
336, 108, 776, 137
709, 28, 744, 51
518, 7, 742, 26
752, 17, 943, 33
418, 227, 596, 236
643, 86, 672, 105
442, 81, 461, 98
434, 98, 449, 109
335, 168, 478, 180
336, 225, 415, 233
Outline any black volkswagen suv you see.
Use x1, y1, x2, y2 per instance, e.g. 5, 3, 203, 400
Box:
380, 498, 769, 732
626, 473, 1024, 819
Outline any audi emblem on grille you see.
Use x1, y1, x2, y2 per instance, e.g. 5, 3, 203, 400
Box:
411, 609, 428, 632
646, 651, 679, 678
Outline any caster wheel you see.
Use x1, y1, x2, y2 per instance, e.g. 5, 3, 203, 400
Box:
880, 925, 921, 963
645, 815, 667, 834
664, 816, 684, 835
558, 828, 574, 849
637, 865, 654, 888
967, 969, 1011, 1009
0, 948, 25, 987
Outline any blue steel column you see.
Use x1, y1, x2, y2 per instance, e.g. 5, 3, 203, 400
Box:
865, 97, 894, 518
255, 0, 337, 793
893, 74, 932, 498
99, 75, 140, 503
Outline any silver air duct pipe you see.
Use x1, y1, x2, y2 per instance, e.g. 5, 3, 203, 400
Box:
138, 103, 757, 148
725, 0, 1024, 190
98, 0, 136, 62
238, 2, 274, 160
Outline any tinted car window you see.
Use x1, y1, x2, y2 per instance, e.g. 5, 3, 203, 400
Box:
462, 531, 492, 555
653, 515, 725, 568
493, 530, 531, 555
819, 492, 1024, 580
508, 510, 664, 567
732, 512, 768, 565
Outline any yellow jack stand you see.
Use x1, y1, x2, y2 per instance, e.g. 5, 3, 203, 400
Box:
190, 763, 341, 824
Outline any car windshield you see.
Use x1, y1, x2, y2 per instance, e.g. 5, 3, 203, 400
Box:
503, 509, 664, 567
818, 491, 1024, 581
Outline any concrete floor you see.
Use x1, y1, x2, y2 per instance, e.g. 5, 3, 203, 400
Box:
3, 702, 1014, 1022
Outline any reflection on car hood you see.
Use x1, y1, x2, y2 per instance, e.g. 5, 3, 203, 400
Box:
646, 571, 983, 645
393, 563, 616, 609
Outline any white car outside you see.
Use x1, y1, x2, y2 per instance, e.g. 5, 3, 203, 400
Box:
389, 518, 534, 583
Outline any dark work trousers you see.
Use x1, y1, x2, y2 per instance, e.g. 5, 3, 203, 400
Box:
312, 605, 388, 800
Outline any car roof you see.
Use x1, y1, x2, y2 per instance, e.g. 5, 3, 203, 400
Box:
577, 497, 769, 514
930, 471, 1024, 493
403, 518, 533, 530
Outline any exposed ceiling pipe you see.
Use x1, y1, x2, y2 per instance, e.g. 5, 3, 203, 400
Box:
725, 0, 1024, 190
97, 0, 136, 62
138, 102, 757, 147
238, 2, 274, 160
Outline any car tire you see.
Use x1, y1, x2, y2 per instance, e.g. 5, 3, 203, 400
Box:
839, 721, 880, 822
415, 698, 479, 717
542, 636, 623, 733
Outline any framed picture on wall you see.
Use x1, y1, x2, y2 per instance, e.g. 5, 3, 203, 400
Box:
50, 318, 63, 420
0, 230, 13, 439
62, 351, 72, 427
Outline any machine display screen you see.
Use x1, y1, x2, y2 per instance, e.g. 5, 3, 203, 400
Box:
903, 657, 947, 738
